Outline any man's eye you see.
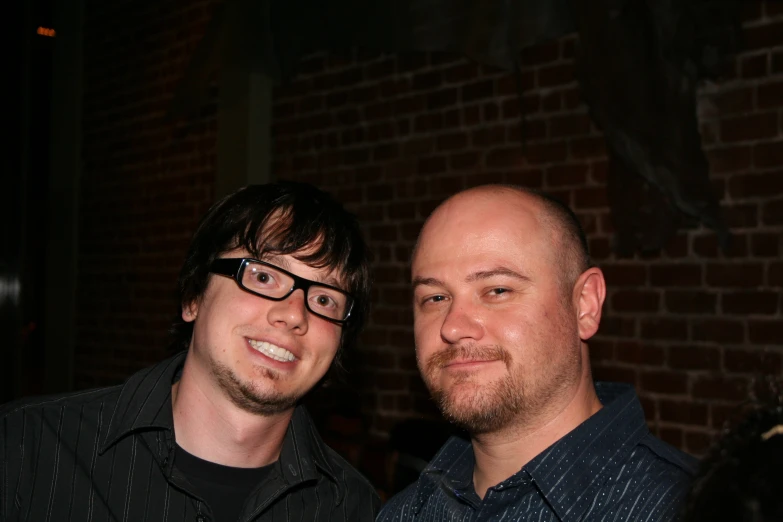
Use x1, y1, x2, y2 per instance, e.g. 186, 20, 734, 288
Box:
421, 295, 447, 305
253, 271, 275, 285
489, 288, 509, 296
313, 295, 336, 308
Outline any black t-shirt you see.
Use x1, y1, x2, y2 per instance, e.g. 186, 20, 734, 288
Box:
174, 444, 275, 522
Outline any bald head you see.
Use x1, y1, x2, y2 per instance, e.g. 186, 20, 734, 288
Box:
414, 185, 591, 293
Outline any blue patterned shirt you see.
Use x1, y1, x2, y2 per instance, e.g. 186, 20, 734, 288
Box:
378, 383, 697, 522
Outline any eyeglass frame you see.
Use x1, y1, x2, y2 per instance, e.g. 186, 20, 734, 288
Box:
209, 257, 355, 326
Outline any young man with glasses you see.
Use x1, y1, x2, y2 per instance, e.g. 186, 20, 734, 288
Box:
0, 182, 379, 521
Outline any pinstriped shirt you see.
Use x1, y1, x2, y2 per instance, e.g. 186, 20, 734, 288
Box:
378, 383, 697, 522
0, 352, 380, 522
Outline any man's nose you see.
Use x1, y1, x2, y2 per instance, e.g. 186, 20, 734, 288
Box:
439, 300, 483, 344
267, 289, 309, 333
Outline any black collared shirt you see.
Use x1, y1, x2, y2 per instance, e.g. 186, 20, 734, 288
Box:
378, 383, 698, 522
0, 353, 380, 521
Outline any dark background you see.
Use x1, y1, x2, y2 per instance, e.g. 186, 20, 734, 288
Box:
3, 0, 782, 480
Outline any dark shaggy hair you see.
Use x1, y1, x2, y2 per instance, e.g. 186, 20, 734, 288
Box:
170, 181, 371, 370
683, 380, 783, 522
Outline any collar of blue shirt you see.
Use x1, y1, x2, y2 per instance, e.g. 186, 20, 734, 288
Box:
409, 382, 697, 519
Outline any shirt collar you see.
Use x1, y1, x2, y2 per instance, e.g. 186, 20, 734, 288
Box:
98, 352, 344, 503
524, 382, 649, 521
410, 382, 649, 519
99, 351, 183, 452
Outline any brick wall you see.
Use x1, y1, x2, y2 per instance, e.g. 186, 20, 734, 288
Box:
273, 0, 783, 453
76, 0, 219, 388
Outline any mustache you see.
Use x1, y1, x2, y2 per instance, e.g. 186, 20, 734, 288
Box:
424, 343, 510, 374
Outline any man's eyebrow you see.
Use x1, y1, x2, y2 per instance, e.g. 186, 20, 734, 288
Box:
466, 267, 531, 283
411, 276, 445, 289
262, 254, 343, 287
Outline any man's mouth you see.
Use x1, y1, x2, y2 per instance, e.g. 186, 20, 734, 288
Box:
247, 339, 296, 362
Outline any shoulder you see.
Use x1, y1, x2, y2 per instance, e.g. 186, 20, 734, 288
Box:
323, 445, 380, 502
0, 385, 122, 423
638, 432, 700, 477
593, 435, 697, 520
377, 481, 420, 522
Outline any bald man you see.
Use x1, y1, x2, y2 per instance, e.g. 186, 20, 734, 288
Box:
378, 185, 697, 522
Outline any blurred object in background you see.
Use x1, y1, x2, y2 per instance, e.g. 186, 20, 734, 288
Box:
386, 418, 455, 496
683, 379, 783, 522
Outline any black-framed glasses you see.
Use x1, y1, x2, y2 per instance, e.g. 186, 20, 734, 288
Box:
210, 258, 355, 325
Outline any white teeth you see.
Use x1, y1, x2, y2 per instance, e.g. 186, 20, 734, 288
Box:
247, 340, 296, 362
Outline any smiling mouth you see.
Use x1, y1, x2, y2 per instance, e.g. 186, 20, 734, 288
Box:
247, 339, 296, 362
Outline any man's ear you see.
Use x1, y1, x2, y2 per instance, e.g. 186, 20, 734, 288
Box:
182, 301, 198, 323
573, 267, 606, 341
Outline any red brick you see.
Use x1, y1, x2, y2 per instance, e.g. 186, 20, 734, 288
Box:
722, 291, 779, 314
753, 141, 783, 168
692, 375, 749, 401
443, 62, 479, 84
744, 21, 783, 51
483, 102, 500, 121
769, 1, 783, 17
611, 290, 660, 312
589, 339, 615, 363
550, 114, 592, 137
763, 198, 783, 224
525, 141, 569, 164
591, 365, 637, 385
589, 237, 612, 260
640, 318, 688, 341
538, 64, 575, 87
692, 233, 749, 258
757, 80, 783, 109
496, 72, 535, 96
450, 152, 481, 171
724, 348, 782, 374
598, 316, 637, 337
519, 41, 559, 65
650, 265, 703, 287
436, 133, 469, 151
461, 80, 495, 103
669, 345, 721, 370
773, 50, 783, 74
615, 341, 666, 366
546, 164, 588, 187
659, 400, 708, 425
770, 261, 783, 286
692, 319, 745, 344
486, 147, 524, 168
414, 113, 443, 132
740, 53, 768, 78
602, 265, 648, 286
727, 172, 783, 198
541, 92, 562, 112
705, 262, 764, 287
750, 232, 780, 257
641, 370, 688, 394
570, 136, 606, 159
472, 126, 507, 147
711, 87, 755, 114
574, 187, 608, 209
664, 291, 717, 314
719, 113, 778, 142
748, 320, 783, 344
426, 88, 459, 110
706, 145, 752, 174
658, 427, 683, 448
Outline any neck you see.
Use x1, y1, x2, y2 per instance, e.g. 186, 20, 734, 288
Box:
172, 356, 292, 468
471, 350, 602, 499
